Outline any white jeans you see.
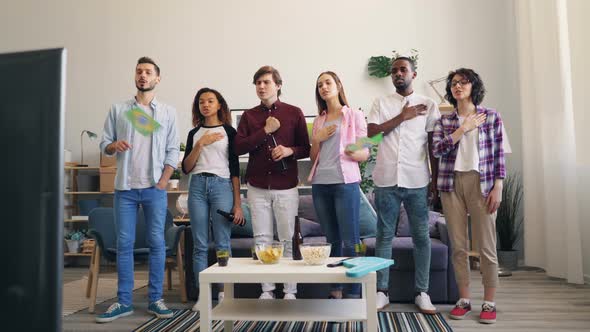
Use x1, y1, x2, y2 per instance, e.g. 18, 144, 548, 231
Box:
247, 184, 299, 294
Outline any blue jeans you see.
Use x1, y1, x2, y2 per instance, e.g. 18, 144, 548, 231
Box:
188, 174, 233, 287
312, 183, 361, 297
374, 185, 431, 293
114, 187, 168, 305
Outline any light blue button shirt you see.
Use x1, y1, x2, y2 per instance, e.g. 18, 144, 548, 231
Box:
100, 98, 179, 191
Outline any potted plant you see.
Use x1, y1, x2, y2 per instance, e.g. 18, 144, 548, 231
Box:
65, 230, 86, 253
359, 143, 378, 194
179, 142, 186, 164
496, 173, 524, 271
368, 49, 419, 78
168, 169, 181, 190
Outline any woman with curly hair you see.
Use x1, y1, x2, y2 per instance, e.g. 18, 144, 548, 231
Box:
181, 87, 245, 311
432, 68, 505, 324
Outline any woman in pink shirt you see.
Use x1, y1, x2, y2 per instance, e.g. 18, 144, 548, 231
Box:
308, 71, 369, 299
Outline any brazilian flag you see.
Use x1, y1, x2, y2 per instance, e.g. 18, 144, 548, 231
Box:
125, 107, 161, 136
345, 132, 384, 152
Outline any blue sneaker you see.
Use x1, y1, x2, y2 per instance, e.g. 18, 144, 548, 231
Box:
147, 299, 173, 319
95, 302, 134, 323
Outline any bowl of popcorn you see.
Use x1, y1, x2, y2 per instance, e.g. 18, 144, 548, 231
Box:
300, 243, 331, 265
255, 242, 284, 264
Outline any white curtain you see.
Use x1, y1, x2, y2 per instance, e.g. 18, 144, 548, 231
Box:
515, 0, 583, 284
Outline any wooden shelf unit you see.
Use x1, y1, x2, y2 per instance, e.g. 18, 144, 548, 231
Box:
64, 165, 190, 260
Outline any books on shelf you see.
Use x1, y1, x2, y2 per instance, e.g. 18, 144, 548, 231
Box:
70, 216, 89, 221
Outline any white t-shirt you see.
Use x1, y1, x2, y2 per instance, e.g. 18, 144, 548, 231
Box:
367, 92, 440, 188
454, 116, 480, 172
189, 125, 231, 178
129, 104, 153, 189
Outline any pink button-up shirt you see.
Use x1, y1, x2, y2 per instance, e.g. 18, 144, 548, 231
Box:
307, 106, 368, 184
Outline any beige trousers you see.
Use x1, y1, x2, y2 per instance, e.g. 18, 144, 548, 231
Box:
441, 171, 499, 288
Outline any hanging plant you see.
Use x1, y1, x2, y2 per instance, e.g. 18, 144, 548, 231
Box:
368, 56, 393, 78
368, 49, 419, 78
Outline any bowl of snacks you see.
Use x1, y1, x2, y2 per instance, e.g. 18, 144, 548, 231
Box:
300, 243, 331, 265
255, 242, 284, 264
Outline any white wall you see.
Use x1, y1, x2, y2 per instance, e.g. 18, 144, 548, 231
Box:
0, 0, 522, 172
568, 0, 590, 282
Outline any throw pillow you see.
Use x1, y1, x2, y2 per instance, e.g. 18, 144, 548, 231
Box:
359, 191, 377, 239
300, 217, 324, 238
298, 195, 318, 221
395, 205, 441, 238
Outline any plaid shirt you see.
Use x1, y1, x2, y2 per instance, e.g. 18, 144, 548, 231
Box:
433, 106, 506, 197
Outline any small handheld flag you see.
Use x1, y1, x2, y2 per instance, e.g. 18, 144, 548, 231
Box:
345, 132, 384, 152
125, 107, 161, 136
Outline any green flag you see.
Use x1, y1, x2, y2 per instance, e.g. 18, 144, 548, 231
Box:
345, 132, 384, 152
125, 107, 161, 136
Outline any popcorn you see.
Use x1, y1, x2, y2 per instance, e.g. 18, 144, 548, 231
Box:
300, 244, 331, 265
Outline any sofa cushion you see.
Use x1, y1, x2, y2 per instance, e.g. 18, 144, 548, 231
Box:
300, 217, 323, 238
302, 236, 327, 244
298, 193, 376, 239
396, 206, 443, 238
229, 237, 255, 258
362, 237, 448, 271
230, 202, 254, 238
298, 195, 317, 221
359, 191, 377, 239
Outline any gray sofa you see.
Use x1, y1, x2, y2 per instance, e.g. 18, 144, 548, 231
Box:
186, 194, 458, 304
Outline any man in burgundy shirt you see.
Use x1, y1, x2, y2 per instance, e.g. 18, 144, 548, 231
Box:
235, 65, 310, 300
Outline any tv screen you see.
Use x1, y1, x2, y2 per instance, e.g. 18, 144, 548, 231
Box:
0, 48, 66, 331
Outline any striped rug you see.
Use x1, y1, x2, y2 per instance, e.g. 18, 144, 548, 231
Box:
134, 309, 453, 332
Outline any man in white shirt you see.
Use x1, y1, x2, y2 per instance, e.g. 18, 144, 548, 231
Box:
367, 57, 440, 313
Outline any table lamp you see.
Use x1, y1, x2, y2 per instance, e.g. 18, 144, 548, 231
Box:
78, 130, 97, 167
427, 76, 454, 113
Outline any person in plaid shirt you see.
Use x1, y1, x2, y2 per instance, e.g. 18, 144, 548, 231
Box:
432, 68, 505, 324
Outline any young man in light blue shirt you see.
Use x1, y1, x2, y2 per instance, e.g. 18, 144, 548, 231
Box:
97, 57, 179, 323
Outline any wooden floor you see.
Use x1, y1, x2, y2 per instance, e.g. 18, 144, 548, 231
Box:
62, 265, 590, 332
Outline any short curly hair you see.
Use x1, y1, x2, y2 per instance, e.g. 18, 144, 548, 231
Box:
445, 68, 486, 107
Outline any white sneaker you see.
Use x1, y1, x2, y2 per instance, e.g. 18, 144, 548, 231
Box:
283, 293, 296, 300
218, 292, 224, 304
259, 291, 275, 299
415, 292, 437, 314
191, 300, 200, 312
376, 291, 389, 310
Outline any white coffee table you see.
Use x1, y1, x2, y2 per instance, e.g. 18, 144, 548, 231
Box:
199, 257, 377, 331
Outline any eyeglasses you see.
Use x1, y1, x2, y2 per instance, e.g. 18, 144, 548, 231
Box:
450, 79, 471, 87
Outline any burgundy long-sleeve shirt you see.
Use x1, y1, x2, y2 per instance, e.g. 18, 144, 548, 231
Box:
235, 100, 310, 190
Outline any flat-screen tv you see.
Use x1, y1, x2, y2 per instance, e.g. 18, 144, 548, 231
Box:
0, 48, 66, 331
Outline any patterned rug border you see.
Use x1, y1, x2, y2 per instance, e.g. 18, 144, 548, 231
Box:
134, 309, 453, 332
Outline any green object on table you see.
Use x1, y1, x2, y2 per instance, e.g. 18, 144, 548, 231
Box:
125, 107, 161, 136
343, 256, 394, 278
345, 132, 384, 152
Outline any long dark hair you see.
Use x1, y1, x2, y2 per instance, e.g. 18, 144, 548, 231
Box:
315, 71, 349, 115
445, 68, 486, 107
191, 88, 231, 127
